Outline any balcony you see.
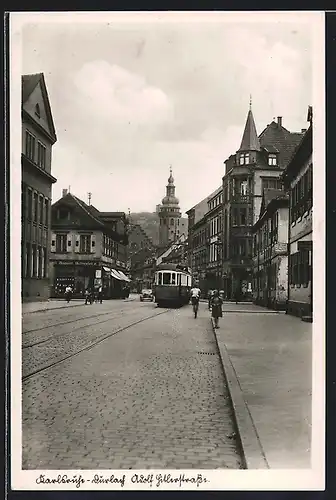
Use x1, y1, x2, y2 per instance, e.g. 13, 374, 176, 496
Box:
230, 226, 252, 237
230, 194, 252, 204
229, 256, 253, 268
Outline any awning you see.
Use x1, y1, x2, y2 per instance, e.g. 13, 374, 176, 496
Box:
103, 266, 110, 272
117, 270, 131, 282
111, 269, 123, 280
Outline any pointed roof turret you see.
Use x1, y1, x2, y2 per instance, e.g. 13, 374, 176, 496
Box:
238, 101, 260, 152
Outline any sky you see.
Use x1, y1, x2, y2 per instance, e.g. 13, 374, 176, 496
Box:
16, 12, 316, 216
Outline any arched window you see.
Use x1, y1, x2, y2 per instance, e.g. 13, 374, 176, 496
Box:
35, 104, 41, 118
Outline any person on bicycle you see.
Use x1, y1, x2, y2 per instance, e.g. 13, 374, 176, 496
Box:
190, 285, 201, 317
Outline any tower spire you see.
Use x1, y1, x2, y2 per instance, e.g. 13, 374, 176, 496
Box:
238, 103, 260, 152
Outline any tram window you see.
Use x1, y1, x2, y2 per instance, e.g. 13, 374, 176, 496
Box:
158, 272, 163, 285
162, 273, 171, 285
171, 273, 176, 285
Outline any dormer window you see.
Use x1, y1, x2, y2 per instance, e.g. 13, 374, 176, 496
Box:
239, 153, 249, 165
35, 104, 40, 118
268, 154, 277, 166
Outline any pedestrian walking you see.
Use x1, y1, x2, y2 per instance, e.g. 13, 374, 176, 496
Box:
65, 285, 72, 303
97, 286, 103, 304
190, 285, 201, 318
211, 289, 223, 329
84, 288, 92, 305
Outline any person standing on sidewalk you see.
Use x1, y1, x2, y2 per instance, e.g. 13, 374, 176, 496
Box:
211, 289, 223, 328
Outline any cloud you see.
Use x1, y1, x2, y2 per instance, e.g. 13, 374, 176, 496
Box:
72, 60, 173, 126
20, 18, 313, 214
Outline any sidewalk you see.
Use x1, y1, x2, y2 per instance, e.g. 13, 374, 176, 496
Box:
212, 304, 312, 469
22, 295, 136, 314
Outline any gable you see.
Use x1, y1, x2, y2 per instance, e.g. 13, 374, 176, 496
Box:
22, 75, 57, 143
51, 194, 103, 229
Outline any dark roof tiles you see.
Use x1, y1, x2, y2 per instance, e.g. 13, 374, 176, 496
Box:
238, 109, 261, 152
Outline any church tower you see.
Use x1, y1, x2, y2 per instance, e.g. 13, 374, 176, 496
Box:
158, 167, 181, 247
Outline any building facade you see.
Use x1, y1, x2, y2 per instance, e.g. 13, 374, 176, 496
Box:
252, 189, 289, 310
21, 73, 57, 301
205, 188, 223, 291
158, 168, 182, 247
49, 191, 130, 299
282, 108, 313, 319
221, 107, 304, 300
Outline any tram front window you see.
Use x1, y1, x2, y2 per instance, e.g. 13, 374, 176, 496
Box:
158, 272, 163, 285
162, 273, 171, 285
171, 272, 176, 285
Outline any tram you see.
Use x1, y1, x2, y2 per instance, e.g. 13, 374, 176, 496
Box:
153, 263, 192, 307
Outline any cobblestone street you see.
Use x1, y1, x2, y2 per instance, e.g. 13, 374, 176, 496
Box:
22, 300, 243, 469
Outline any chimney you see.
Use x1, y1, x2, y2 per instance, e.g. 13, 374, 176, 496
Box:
277, 116, 282, 127
62, 189, 68, 197
301, 128, 307, 133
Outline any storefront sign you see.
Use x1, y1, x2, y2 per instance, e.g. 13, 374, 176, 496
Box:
274, 243, 287, 254
56, 261, 99, 267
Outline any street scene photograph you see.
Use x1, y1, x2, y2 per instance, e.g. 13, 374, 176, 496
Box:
10, 10, 324, 491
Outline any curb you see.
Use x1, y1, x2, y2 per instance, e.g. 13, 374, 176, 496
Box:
22, 297, 136, 315
211, 317, 269, 469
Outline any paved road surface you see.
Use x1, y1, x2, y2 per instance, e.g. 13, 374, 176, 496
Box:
22, 300, 243, 470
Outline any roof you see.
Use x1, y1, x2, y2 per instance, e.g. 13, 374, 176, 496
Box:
238, 109, 261, 152
259, 121, 304, 169
22, 73, 57, 143
282, 125, 312, 186
254, 189, 289, 231
51, 193, 126, 230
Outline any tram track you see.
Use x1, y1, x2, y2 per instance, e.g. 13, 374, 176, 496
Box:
22, 308, 170, 382
22, 307, 139, 348
22, 307, 132, 335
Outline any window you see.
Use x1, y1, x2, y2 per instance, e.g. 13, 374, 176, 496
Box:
289, 250, 310, 286
44, 199, 49, 226
290, 164, 313, 223
33, 193, 38, 222
36, 247, 40, 277
268, 154, 277, 166
32, 245, 37, 277
240, 208, 247, 225
37, 142, 46, 169
171, 273, 176, 285
41, 247, 45, 277
35, 103, 41, 118
21, 185, 26, 220
239, 153, 249, 165
39, 196, 43, 224
232, 208, 238, 226
80, 234, 91, 253
262, 178, 282, 191
163, 273, 171, 285
25, 131, 35, 161
56, 234, 67, 253
240, 181, 248, 196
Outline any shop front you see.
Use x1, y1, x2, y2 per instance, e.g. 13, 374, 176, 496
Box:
52, 261, 131, 299
52, 260, 101, 298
